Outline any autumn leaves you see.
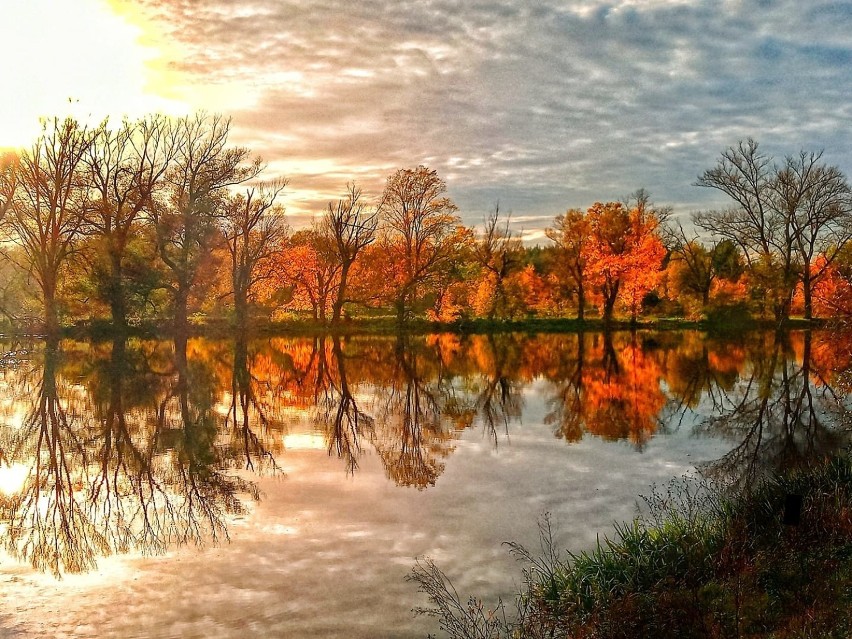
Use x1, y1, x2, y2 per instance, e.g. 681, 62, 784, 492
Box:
1, 116, 850, 332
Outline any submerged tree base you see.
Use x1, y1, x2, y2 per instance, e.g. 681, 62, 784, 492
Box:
412, 457, 852, 639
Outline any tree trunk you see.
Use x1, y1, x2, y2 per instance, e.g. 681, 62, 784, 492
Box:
802, 269, 813, 320
174, 282, 190, 334
395, 296, 407, 326
109, 286, 127, 330
603, 282, 619, 325
774, 292, 792, 323
108, 251, 127, 330
576, 279, 585, 321
332, 263, 350, 324
42, 275, 60, 335
234, 286, 249, 330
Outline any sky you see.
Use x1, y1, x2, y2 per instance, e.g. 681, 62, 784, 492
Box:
2, 0, 851, 241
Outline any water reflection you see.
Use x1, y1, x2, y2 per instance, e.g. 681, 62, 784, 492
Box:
542, 333, 668, 446
0, 336, 262, 575
0, 329, 850, 575
696, 331, 852, 490
226, 334, 286, 472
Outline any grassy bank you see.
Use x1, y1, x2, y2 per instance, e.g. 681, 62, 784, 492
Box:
14, 313, 827, 341
412, 456, 852, 638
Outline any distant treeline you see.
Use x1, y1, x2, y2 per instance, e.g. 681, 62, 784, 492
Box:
0, 115, 850, 333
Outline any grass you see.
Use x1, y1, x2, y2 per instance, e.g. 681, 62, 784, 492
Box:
411, 455, 852, 638
43, 313, 827, 341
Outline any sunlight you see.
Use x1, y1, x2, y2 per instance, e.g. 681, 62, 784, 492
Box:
283, 433, 327, 450
0, 462, 29, 496
0, 0, 184, 149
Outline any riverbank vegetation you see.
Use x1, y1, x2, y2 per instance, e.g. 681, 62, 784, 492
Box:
412, 455, 852, 638
1, 116, 852, 335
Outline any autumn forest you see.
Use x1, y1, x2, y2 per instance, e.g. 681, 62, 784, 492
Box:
1, 113, 851, 335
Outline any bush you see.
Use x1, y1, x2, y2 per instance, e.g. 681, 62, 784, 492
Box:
704, 301, 753, 329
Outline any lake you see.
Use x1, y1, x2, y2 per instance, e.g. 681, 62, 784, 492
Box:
0, 330, 850, 637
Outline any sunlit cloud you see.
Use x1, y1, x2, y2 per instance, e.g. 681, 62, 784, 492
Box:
5, 0, 851, 231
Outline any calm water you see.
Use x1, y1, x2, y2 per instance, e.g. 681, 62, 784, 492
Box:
0, 330, 850, 638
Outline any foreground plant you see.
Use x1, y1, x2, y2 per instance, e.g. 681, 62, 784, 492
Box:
412, 457, 852, 638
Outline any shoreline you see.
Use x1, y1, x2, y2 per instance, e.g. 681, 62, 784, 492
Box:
0, 315, 832, 342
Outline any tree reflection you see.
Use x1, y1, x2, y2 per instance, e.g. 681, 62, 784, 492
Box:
698, 331, 852, 491
467, 334, 524, 445
544, 332, 588, 442
371, 335, 456, 489
2, 329, 850, 574
0, 338, 104, 574
0, 335, 261, 576
319, 336, 374, 474
225, 334, 285, 473
661, 331, 745, 413
544, 332, 667, 447
153, 334, 259, 542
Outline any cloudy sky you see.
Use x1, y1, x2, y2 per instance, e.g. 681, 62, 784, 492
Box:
2, 0, 851, 240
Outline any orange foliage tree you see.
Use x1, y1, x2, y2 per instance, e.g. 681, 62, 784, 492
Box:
274, 229, 341, 321
808, 254, 852, 317
584, 195, 666, 323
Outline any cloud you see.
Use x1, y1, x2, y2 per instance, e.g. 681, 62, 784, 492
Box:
133, 0, 852, 232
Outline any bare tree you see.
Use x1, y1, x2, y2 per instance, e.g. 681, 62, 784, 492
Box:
695, 140, 784, 295
695, 139, 851, 320
474, 204, 522, 320
85, 115, 177, 328
0, 118, 97, 334
219, 180, 288, 328
152, 113, 261, 332
323, 183, 378, 323
778, 151, 852, 319
0, 151, 15, 218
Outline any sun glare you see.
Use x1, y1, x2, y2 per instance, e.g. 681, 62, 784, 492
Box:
282, 433, 327, 451
0, 462, 29, 496
0, 0, 184, 149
